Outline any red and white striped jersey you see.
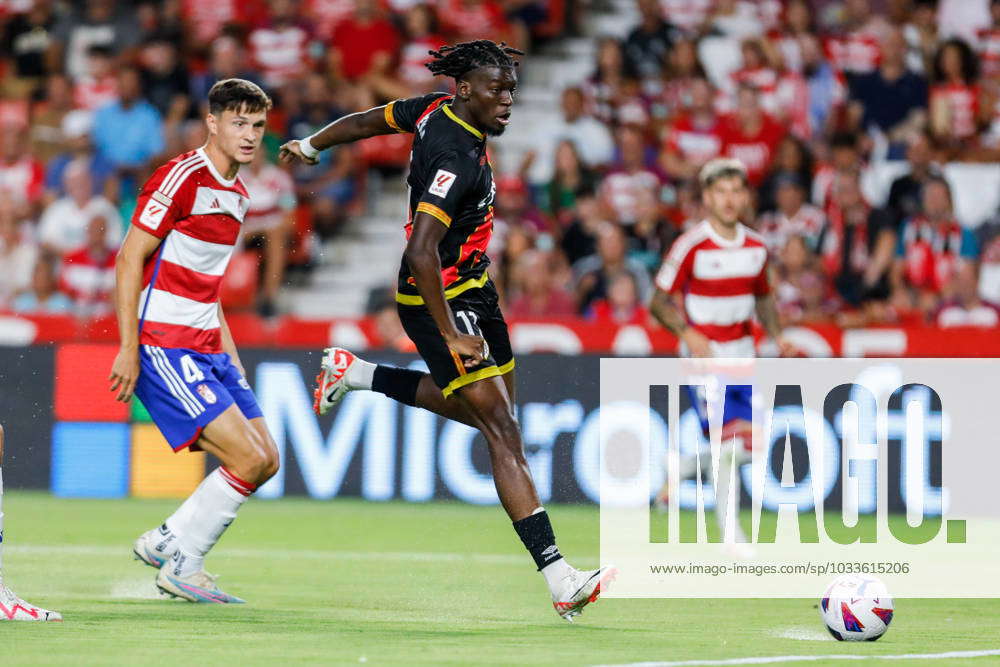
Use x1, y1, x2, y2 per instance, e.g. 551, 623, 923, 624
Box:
131, 148, 250, 353
655, 220, 770, 357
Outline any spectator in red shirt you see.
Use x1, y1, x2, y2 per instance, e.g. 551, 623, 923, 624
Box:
59, 214, 116, 318
720, 84, 785, 187
652, 37, 705, 121
438, 0, 511, 45
935, 261, 1000, 327
306, 0, 356, 42
397, 5, 447, 96
181, 0, 268, 47
929, 38, 984, 158
249, 0, 313, 90
773, 234, 838, 326
587, 271, 649, 325
0, 124, 44, 214
892, 176, 979, 317
601, 126, 663, 226
494, 175, 550, 237
757, 173, 827, 255
660, 76, 724, 182
72, 45, 118, 111
328, 0, 401, 83
506, 249, 577, 319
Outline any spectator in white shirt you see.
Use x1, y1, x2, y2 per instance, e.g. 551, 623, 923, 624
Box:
0, 195, 38, 308
37, 158, 121, 256
526, 86, 615, 184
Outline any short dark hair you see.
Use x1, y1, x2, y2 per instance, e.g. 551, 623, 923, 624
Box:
207, 78, 272, 117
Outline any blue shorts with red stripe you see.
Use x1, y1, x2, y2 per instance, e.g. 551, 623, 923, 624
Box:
685, 384, 754, 434
134, 345, 263, 451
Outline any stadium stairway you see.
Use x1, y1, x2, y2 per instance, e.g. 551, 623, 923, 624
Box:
282, 0, 637, 318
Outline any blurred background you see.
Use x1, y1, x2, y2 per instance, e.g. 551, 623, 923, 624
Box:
2, 0, 1000, 500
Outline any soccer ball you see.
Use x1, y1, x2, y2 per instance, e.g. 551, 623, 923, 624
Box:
819, 574, 894, 641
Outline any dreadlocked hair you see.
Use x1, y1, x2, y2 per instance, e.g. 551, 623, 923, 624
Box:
425, 40, 524, 80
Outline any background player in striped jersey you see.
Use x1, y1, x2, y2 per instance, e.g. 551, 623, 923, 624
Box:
108, 79, 279, 603
0, 423, 61, 621
650, 158, 792, 555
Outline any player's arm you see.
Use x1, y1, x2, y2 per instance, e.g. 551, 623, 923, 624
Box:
279, 106, 393, 165
754, 292, 795, 357
404, 214, 485, 367
217, 304, 246, 377
651, 240, 712, 357
281, 94, 445, 165
109, 225, 162, 402
649, 287, 712, 357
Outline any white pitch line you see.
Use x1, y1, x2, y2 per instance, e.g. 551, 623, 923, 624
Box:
7, 544, 535, 566
593, 649, 1000, 667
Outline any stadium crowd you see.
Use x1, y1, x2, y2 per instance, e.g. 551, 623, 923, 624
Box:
3, 0, 1000, 333
487, 0, 1000, 333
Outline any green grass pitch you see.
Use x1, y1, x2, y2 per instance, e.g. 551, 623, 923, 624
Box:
2, 492, 998, 666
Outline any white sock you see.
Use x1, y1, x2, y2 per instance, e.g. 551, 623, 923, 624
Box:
163, 468, 251, 577
713, 448, 748, 544
345, 358, 376, 390
541, 558, 573, 594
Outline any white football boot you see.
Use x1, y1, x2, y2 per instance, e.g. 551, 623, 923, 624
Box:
0, 582, 61, 621
133, 524, 179, 569
313, 347, 359, 416
551, 565, 617, 622
156, 553, 245, 604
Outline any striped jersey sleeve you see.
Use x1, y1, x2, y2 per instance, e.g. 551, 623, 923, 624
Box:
131, 152, 201, 239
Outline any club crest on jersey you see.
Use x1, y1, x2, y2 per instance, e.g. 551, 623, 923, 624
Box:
196, 383, 217, 404
429, 169, 457, 198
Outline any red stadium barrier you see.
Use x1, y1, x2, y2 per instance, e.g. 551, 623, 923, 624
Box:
2, 311, 998, 357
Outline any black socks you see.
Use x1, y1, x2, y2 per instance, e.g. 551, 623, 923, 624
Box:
513, 510, 564, 571
371, 365, 424, 406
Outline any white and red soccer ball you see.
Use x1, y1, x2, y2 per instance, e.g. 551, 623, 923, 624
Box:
819, 574, 894, 641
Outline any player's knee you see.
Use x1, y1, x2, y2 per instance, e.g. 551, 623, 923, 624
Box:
231, 432, 279, 486
484, 411, 526, 464
259, 444, 280, 482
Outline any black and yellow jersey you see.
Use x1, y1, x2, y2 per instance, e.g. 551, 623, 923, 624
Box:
385, 93, 497, 306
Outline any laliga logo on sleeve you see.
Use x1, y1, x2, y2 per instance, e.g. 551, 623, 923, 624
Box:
429, 169, 457, 197
196, 383, 217, 405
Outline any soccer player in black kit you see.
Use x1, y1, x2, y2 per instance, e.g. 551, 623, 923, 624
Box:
280, 40, 613, 621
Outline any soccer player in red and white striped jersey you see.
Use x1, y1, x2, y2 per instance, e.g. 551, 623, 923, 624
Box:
108, 79, 280, 604
651, 157, 791, 359
650, 158, 792, 557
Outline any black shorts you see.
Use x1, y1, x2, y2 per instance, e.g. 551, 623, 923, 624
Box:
397, 279, 515, 398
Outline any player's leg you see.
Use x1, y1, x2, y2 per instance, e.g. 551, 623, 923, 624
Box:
453, 374, 614, 621
153, 404, 278, 603
132, 347, 277, 602
713, 384, 755, 558
0, 424, 62, 621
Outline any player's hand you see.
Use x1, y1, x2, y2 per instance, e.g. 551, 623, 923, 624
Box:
445, 332, 488, 368
278, 140, 319, 166
681, 329, 713, 358
109, 345, 140, 403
